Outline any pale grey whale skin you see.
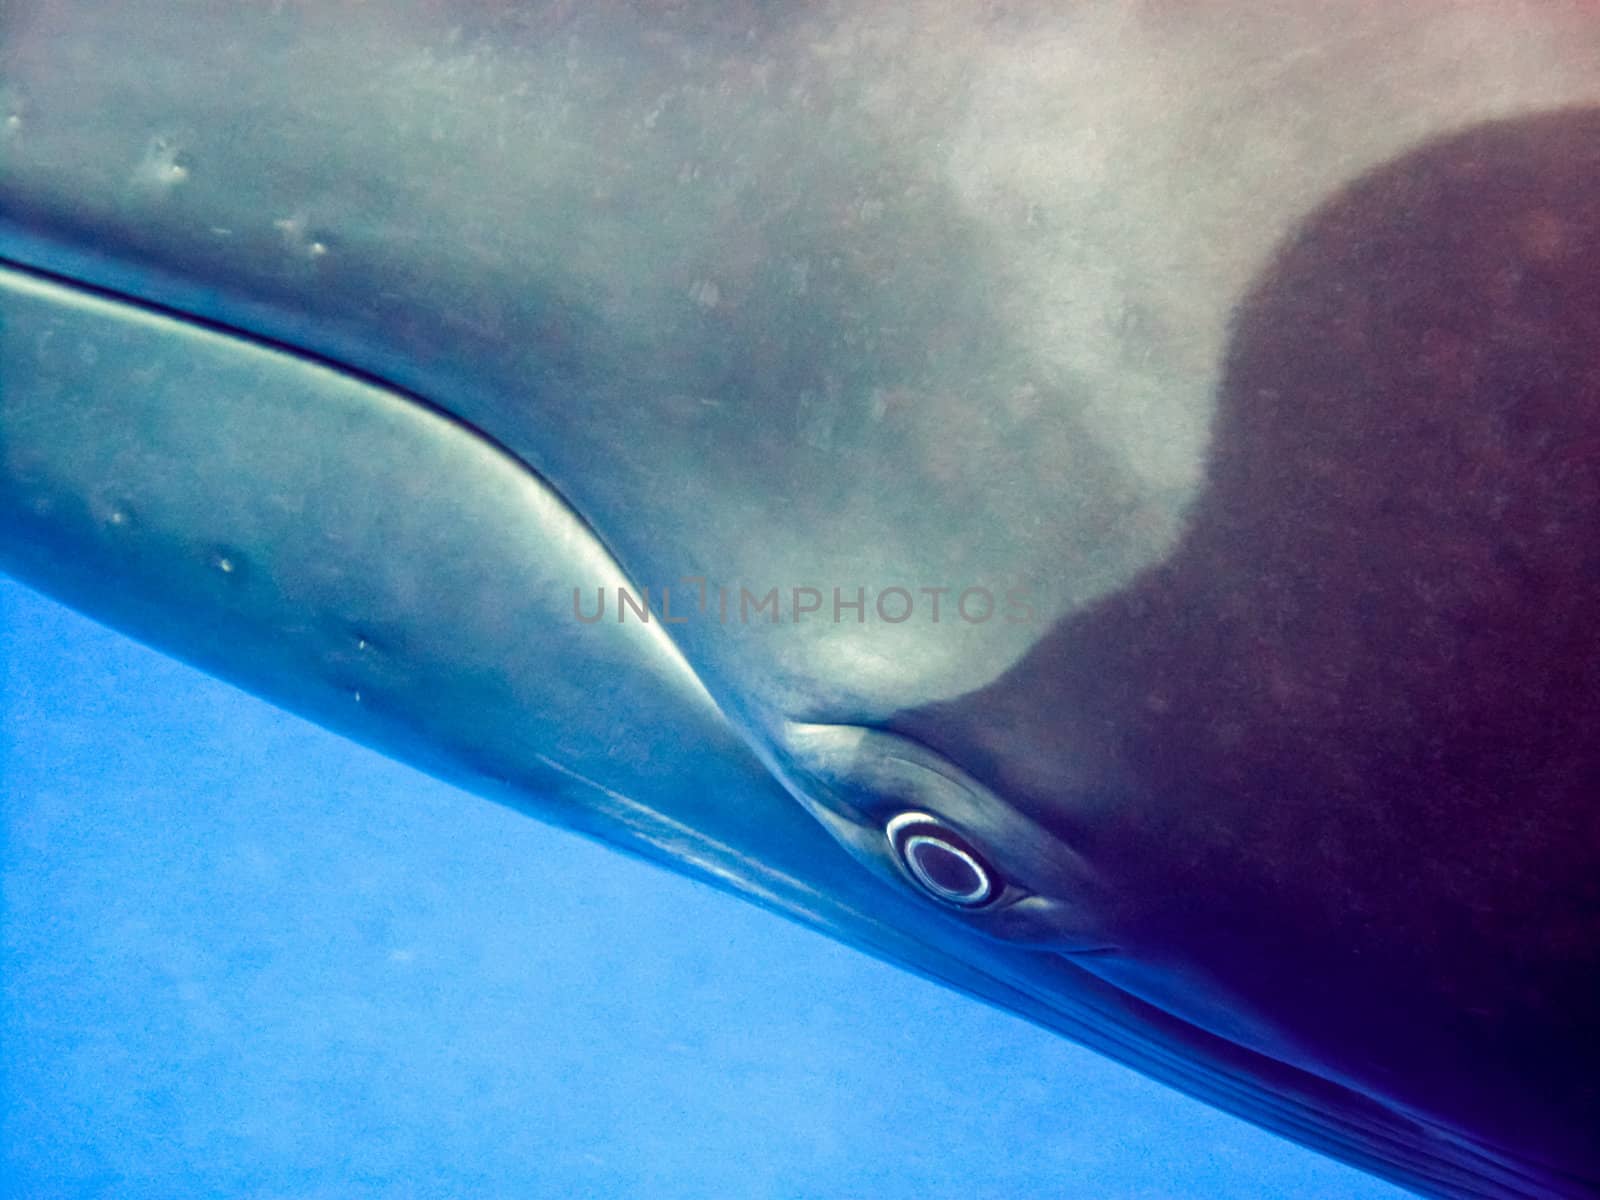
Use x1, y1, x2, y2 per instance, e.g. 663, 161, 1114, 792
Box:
2, 4, 1598, 1197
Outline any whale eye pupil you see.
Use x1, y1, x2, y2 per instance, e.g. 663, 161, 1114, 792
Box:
886, 813, 996, 908
908, 836, 983, 898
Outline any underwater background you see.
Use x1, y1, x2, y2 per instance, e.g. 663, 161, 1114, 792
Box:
1, 576, 1408, 1199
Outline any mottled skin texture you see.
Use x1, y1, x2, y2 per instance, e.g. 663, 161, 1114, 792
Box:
901, 111, 1600, 1184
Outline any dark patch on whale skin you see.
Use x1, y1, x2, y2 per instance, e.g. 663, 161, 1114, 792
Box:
896, 108, 1600, 1187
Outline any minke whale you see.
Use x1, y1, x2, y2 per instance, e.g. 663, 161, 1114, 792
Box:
2, 3, 1598, 1196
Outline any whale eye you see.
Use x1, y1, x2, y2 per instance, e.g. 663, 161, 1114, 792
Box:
885, 812, 996, 908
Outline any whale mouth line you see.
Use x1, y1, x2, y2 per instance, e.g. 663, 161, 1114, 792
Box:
1054, 945, 1122, 958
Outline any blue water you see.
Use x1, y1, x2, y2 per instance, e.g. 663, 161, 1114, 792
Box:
0, 576, 1407, 1199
